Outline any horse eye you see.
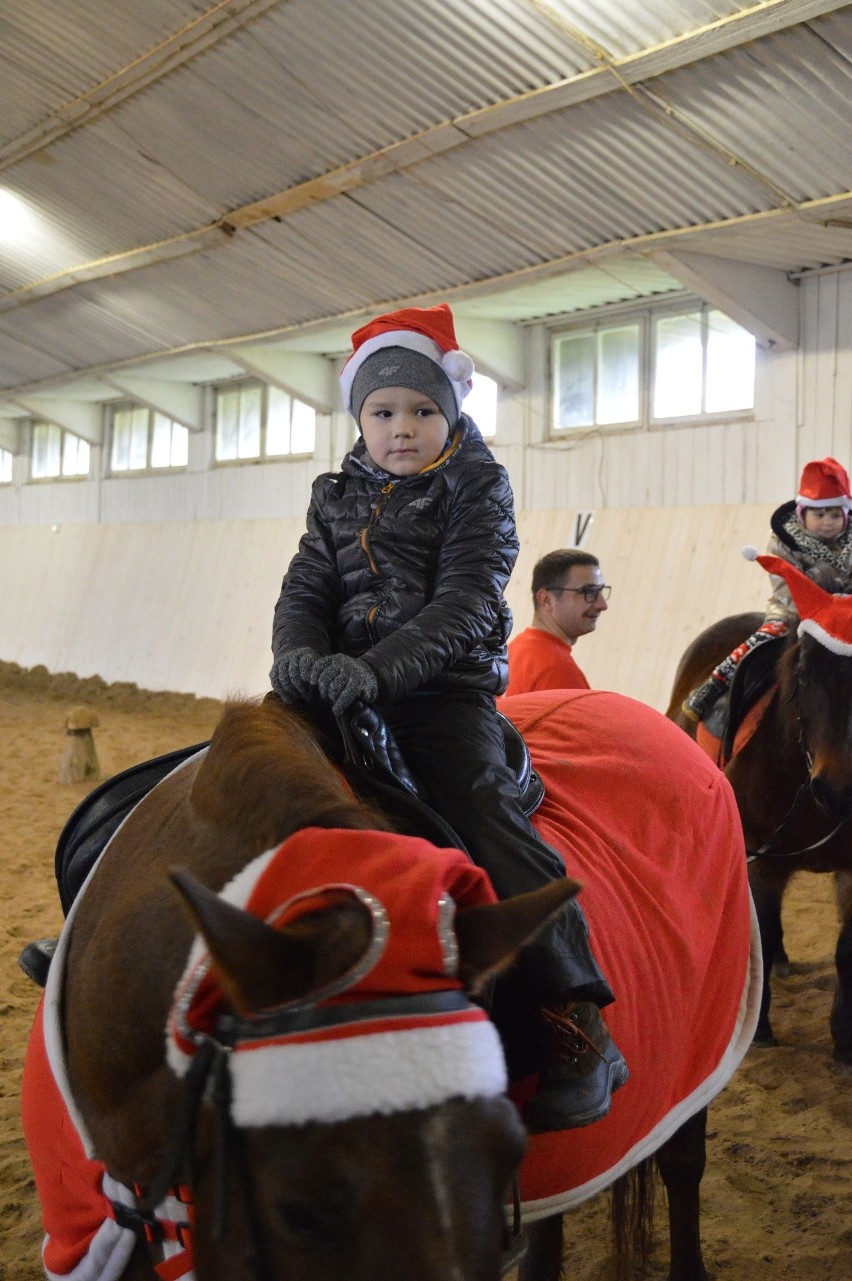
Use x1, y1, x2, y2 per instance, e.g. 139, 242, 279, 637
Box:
275, 1199, 338, 1248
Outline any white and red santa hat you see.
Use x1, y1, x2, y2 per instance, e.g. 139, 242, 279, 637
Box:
796, 457, 851, 511
166, 827, 507, 1128
340, 303, 475, 422
743, 546, 852, 655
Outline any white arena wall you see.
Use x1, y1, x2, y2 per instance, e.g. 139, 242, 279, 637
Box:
0, 271, 849, 710
0, 503, 775, 711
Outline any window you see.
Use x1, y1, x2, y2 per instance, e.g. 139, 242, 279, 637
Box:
110, 405, 188, 472
465, 373, 498, 439
653, 309, 755, 418
552, 304, 755, 432
214, 382, 315, 462
554, 323, 640, 430
0, 447, 11, 484
31, 423, 90, 479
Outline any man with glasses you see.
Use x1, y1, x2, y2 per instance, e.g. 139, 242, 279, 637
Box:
505, 549, 611, 695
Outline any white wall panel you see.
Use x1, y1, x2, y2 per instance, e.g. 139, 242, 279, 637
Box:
0, 518, 306, 700
0, 502, 773, 711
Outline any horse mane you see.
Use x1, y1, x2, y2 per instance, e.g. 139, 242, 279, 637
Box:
190, 695, 391, 850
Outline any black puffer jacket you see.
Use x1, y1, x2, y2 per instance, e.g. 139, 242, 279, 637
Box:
272, 415, 518, 702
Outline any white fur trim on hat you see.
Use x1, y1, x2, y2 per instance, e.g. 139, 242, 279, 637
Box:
795, 493, 851, 509
798, 616, 852, 657
227, 1015, 507, 1128
340, 329, 473, 417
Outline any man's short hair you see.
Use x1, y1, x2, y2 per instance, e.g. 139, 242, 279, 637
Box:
531, 549, 600, 602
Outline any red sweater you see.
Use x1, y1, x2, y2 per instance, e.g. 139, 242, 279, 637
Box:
504, 627, 590, 696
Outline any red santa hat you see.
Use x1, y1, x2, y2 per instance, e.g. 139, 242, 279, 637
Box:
167, 827, 507, 1127
743, 546, 852, 655
795, 457, 851, 510
340, 303, 475, 421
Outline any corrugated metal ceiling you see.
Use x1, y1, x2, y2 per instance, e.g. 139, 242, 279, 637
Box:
0, 0, 850, 400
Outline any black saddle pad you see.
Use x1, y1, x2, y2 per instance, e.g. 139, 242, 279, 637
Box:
55, 742, 208, 915
722, 632, 786, 761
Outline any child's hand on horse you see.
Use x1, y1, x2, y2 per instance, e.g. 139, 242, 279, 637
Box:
313, 654, 378, 717
270, 647, 326, 703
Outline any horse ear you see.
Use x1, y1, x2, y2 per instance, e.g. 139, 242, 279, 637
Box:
169, 867, 374, 1013
453, 878, 581, 996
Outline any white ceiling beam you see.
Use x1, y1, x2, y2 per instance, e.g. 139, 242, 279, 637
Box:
10, 397, 103, 444
220, 346, 335, 413
648, 250, 799, 350
455, 319, 526, 391
101, 376, 204, 432
0, 422, 18, 452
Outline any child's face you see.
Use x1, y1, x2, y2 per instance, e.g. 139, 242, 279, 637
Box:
360, 387, 450, 476
802, 506, 846, 541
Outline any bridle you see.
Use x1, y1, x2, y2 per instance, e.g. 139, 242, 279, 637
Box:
746, 661, 852, 862
132, 989, 527, 1280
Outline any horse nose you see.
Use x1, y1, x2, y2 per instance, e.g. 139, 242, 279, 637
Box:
810, 771, 852, 823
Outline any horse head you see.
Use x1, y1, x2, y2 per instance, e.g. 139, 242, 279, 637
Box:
750, 550, 852, 823
157, 833, 577, 1281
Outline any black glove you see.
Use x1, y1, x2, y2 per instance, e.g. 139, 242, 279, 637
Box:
270, 648, 324, 703
313, 654, 378, 718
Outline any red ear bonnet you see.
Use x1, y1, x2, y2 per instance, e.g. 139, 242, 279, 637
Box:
743, 546, 852, 655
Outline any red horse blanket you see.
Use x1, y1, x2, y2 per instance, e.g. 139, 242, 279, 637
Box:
498, 689, 760, 1218
22, 689, 760, 1274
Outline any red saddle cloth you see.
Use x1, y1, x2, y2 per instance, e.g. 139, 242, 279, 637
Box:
497, 689, 760, 1217
696, 685, 776, 768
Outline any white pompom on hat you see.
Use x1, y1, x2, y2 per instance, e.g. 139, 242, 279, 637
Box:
340, 303, 474, 420
795, 457, 852, 510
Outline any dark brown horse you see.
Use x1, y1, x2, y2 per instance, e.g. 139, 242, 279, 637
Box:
24, 690, 757, 1281
667, 593, 852, 1071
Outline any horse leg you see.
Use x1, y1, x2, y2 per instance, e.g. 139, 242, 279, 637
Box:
747, 861, 789, 1044
830, 871, 852, 1072
654, 1108, 708, 1281
519, 1212, 564, 1281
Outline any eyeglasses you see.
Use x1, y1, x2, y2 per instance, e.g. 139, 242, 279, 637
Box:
544, 584, 612, 603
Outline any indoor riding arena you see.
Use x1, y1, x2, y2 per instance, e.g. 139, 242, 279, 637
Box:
2, 3, 851, 1280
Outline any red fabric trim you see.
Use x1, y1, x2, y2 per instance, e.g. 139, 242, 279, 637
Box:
21, 999, 114, 1275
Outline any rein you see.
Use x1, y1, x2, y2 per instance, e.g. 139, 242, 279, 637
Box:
139, 989, 526, 1277
745, 781, 849, 862
746, 719, 851, 862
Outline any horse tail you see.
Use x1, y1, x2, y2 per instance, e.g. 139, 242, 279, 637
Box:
610, 1158, 658, 1281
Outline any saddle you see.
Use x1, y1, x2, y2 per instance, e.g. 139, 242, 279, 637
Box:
720, 630, 786, 762
698, 631, 786, 766
52, 706, 544, 922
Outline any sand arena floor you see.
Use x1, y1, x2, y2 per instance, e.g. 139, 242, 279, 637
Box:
1, 663, 850, 1280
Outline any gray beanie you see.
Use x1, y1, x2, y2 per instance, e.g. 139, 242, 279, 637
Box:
351, 347, 460, 430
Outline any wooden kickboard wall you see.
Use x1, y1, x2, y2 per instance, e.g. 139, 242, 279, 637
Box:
0, 504, 774, 711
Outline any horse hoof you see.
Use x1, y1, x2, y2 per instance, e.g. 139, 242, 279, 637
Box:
772, 960, 791, 979
751, 1030, 776, 1049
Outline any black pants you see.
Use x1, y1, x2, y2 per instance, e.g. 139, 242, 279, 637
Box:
378, 690, 615, 1016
